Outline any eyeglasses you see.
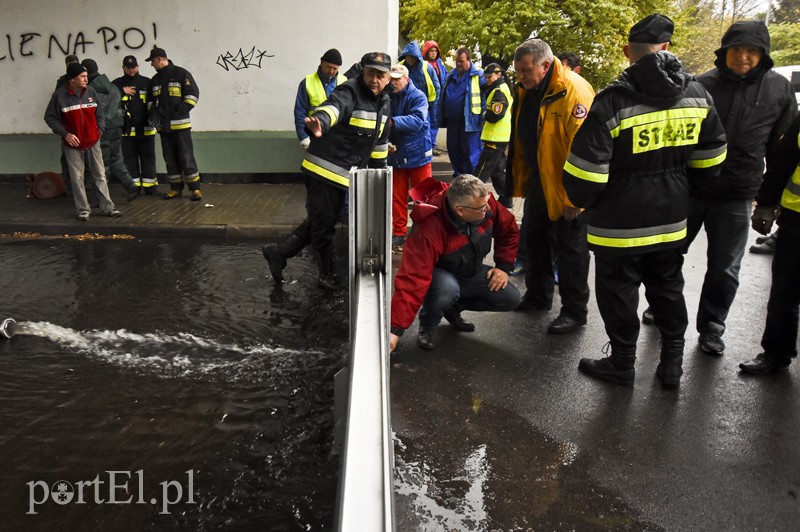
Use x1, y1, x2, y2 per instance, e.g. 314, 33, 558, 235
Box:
458, 203, 489, 213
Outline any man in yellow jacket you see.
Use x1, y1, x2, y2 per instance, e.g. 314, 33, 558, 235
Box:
506, 38, 595, 334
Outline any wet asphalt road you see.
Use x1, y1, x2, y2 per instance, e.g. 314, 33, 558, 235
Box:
390, 229, 800, 531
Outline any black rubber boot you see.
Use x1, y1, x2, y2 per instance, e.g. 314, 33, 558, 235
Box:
656, 337, 684, 387
318, 250, 337, 290
262, 233, 305, 283
578, 344, 636, 387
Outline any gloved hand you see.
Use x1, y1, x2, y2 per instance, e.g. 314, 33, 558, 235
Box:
299, 137, 311, 150
751, 205, 777, 235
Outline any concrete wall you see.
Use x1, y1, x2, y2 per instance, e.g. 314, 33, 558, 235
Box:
0, 0, 399, 173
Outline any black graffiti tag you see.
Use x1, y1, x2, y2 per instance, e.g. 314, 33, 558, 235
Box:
0, 23, 157, 61
216, 46, 274, 71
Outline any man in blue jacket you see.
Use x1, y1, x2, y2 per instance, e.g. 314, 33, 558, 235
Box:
294, 48, 346, 149
399, 42, 440, 135
440, 48, 485, 176
388, 64, 433, 248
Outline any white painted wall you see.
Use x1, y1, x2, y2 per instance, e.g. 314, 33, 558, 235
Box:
1, 0, 399, 134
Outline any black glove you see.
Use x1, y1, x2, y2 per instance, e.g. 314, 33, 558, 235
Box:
751, 205, 777, 235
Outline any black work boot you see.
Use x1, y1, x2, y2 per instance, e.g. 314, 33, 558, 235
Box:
318, 250, 337, 290
578, 343, 636, 387
417, 326, 437, 350
125, 183, 140, 202
656, 337, 684, 387
443, 306, 475, 332
262, 233, 305, 283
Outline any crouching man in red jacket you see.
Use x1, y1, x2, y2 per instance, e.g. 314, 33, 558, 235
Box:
390, 174, 520, 351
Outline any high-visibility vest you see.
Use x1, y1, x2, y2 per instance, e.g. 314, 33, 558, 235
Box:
400, 59, 436, 102
305, 72, 347, 108
780, 132, 800, 213
481, 83, 513, 142
469, 74, 482, 115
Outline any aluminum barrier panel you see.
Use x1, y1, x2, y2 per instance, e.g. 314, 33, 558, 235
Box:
335, 167, 395, 531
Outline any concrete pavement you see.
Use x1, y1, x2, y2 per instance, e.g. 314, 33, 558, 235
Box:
0, 180, 307, 240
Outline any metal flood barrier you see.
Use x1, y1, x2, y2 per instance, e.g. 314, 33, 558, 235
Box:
334, 167, 395, 531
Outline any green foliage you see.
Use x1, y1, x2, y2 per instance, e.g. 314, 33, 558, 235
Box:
669, 0, 721, 75
769, 23, 800, 64
772, 0, 800, 24
399, 0, 673, 89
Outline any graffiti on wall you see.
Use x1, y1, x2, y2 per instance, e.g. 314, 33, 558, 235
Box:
216, 46, 274, 71
0, 23, 158, 61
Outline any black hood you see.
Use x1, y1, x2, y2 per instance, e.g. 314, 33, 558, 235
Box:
608, 51, 690, 106
714, 20, 774, 77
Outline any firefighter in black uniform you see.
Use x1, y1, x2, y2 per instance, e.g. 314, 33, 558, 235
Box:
563, 14, 727, 387
146, 46, 202, 201
741, 114, 800, 374
113, 55, 158, 195
262, 52, 393, 289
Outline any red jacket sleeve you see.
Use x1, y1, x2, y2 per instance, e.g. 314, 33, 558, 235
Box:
490, 196, 519, 272
390, 225, 443, 335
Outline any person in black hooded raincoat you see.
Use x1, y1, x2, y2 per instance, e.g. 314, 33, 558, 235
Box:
675, 21, 797, 356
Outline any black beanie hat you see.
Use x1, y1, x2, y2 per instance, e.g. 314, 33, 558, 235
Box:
66, 62, 87, 80
320, 48, 343, 66
81, 59, 98, 75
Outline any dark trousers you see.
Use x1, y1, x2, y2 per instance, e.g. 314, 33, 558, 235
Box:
60, 150, 71, 192
161, 130, 200, 190
100, 127, 134, 189
475, 142, 511, 206
685, 197, 751, 333
445, 117, 482, 175
522, 200, 590, 320
289, 175, 346, 258
761, 229, 800, 360
419, 265, 521, 328
595, 249, 688, 348
122, 135, 157, 185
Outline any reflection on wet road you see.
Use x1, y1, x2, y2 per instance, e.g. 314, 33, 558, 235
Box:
392, 360, 661, 531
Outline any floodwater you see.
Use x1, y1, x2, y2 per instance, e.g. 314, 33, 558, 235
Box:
0, 237, 347, 531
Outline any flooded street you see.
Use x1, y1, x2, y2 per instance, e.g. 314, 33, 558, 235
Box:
0, 238, 347, 531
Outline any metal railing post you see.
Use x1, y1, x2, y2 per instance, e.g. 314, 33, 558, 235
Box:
334, 167, 394, 531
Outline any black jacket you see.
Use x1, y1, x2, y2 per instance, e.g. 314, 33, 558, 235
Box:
757, 114, 800, 236
301, 76, 391, 189
149, 61, 199, 132
695, 21, 797, 200
112, 73, 154, 137
563, 52, 727, 255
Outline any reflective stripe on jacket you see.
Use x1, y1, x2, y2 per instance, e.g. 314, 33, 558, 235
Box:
481, 80, 513, 142
150, 61, 199, 132
780, 133, 800, 213
301, 77, 391, 188
399, 41, 440, 104
563, 51, 728, 255
440, 64, 485, 132
43, 85, 104, 150
305, 72, 348, 107
112, 72, 155, 137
